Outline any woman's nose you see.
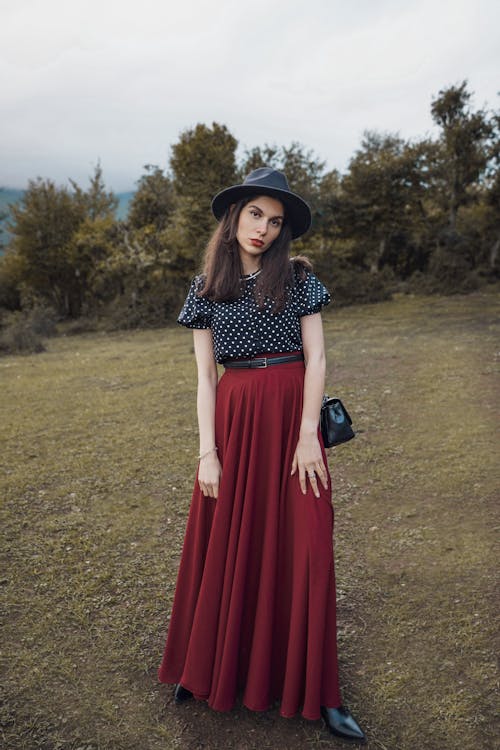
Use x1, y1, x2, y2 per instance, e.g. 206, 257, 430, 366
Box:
257, 218, 268, 235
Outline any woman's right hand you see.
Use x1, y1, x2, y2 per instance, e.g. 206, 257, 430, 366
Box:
198, 453, 222, 499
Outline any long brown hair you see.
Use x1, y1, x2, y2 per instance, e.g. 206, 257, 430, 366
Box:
199, 197, 310, 312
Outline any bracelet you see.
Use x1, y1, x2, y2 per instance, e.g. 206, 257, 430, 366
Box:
198, 447, 218, 460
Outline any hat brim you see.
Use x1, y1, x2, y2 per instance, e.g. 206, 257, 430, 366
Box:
211, 185, 312, 240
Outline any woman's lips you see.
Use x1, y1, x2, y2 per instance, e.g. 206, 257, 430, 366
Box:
250, 239, 264, 247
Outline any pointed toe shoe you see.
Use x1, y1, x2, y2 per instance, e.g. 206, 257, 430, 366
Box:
174, 684, 194, 703
320, 705, 367, 743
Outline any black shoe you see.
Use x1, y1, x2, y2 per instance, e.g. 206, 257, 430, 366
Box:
174, 684, 193, 703
321, 705, 367, 743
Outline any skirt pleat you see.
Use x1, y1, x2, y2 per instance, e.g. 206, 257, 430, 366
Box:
158, 356, 341, 720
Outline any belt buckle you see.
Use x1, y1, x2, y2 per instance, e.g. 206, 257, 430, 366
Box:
253, 357, 267, 368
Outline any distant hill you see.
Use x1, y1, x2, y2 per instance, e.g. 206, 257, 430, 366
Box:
115, 192, 134, 220
0, 188, 134, 251
0, 188, 23, 224
0, 189, 22, 249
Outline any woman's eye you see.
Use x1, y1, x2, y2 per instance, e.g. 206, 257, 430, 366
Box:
250, 209, 260, 218
271, 218, 282, 227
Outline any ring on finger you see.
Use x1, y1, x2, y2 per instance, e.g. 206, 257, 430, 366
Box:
307, 471, 316, 478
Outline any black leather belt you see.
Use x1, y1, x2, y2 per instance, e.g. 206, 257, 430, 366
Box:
222, 353, 304, 369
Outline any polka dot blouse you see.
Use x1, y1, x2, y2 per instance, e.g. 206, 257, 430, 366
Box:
177, 267, 331, 363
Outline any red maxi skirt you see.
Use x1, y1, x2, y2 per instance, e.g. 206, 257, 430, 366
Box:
158, 355, 341, 720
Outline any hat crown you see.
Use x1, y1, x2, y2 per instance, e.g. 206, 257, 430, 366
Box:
243, 167, 290, 192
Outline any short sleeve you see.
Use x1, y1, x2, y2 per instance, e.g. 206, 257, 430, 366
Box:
177, 276, 213, 329
294, 269, 331, 316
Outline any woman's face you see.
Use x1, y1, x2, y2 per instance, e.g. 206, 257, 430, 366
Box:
236, 195, 284, 270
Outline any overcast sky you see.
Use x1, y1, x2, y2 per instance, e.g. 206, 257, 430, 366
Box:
1, 0, 499, 192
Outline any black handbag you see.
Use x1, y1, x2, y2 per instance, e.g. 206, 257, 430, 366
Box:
320, 396, 355, 448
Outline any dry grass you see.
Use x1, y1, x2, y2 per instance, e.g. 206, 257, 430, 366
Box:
1, 288, 498, 749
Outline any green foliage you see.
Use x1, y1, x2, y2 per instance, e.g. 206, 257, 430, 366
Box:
5, 165, 119, 318
127, 164, 175, 230
8, 178, 86, 316
480, 110, 500, 271
70, 161, 118, 221
169, 122, 238, 270
0, 248, 24, 309
329, 264, 395, 306
0, 193, 7, 251
314, 168, 343, 238
339, 132, 433, 275
88, 223, 186, 328
2, 84, 499, 334
0, 304, 56, 354
409, 244, 481, 295
431, 80, 495, 230
66, 214, 122, 314
170, 122, 237, 201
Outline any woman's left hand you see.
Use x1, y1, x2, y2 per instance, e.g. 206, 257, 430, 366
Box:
291, 434, 328, 498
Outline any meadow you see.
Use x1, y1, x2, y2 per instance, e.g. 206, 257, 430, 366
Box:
1, 289, 498, 750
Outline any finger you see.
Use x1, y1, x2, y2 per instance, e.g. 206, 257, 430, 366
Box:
213, 482, 219, 500
315, 462, 329, 489
308, 472, 320, 498
298, 464, 307, 495
291, 453, 297, 476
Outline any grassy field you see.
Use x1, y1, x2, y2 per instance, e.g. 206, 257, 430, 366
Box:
1, 289, 498, 750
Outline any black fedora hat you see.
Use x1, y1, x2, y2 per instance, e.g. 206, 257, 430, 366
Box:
211, 167, 312, 239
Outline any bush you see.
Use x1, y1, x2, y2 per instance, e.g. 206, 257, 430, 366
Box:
26, 304, 58, 337
407, 248, 482, 295
91, 274, 191, 331
60, 316, 99, 335
0, 250, 23, 310
0, 305, 57, 355
328, 265, 395, 306
405, 230, 486, 296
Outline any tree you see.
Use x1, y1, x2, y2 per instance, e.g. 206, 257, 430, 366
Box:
0, 191, 7, 253
484, 107, 500, 271
8, 179, 86, 316
456, 106, 500, 274
0, 248, 24, 310
65, 215, 122, 314
339, 132, 431, 275
431, 81, 493, 231
6, 166, 119, 317
127, 165, 175, 231
168, 123, 238, 271
170, 122, 237, 202
240, 144, 280, 177
70, 162, 118, 221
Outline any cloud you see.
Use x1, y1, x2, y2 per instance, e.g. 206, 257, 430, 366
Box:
1, 0, 499, 189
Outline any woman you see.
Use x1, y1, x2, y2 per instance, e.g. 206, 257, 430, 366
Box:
158, 168, 366, 743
